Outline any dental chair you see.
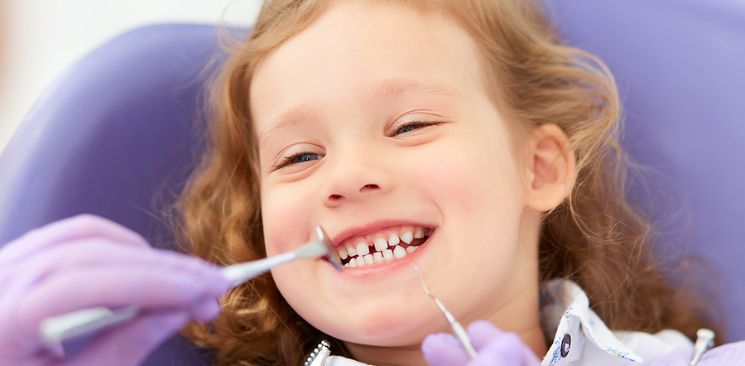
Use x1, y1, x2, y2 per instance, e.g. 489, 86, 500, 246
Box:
0, 24, 227, 365
0, 1, 743, 364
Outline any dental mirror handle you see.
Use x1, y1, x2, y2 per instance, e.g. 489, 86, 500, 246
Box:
222, 251, 297, 286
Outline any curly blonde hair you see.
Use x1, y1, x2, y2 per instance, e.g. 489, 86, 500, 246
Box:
173, 0, 719, 364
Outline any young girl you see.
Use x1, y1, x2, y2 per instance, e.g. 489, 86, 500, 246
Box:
171, 0, 732, 364
1, 0, 743, 365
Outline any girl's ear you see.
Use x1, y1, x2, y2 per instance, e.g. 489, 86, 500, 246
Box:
521, 124, 576, 212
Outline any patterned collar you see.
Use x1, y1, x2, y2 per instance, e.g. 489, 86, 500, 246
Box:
540, 279, 646, 365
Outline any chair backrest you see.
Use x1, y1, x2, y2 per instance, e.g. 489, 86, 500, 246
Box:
543, 0, 745, 341
0, 23, 231, 365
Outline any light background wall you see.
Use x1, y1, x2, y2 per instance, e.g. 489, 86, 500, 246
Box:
0, 0, 262, 154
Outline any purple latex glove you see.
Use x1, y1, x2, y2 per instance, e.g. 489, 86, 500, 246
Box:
647, 341, 745, 365
0, 215, 231, 366
422, 320, 540, 366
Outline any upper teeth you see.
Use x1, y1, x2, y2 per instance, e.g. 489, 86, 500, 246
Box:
338, 225, 429, 268
374, 236, 387, 252
356, 239, 370, 256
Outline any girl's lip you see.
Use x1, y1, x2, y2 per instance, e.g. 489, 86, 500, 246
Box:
328, 230, 435, 278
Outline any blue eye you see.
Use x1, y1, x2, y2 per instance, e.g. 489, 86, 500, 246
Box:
393, 121, 442, 136
396, 124, 420, 134
274, 152, 321, 170
290, 153, 320, 164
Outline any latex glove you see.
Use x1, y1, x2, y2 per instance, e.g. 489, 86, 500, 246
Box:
647, 341, 745, 365
0, 214, 231, 366
422, 321, 541, 366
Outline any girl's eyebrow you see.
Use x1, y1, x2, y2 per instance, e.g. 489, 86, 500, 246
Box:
259, 105, 318, 145
259, 77, 464, 144
367, 76, 465, 101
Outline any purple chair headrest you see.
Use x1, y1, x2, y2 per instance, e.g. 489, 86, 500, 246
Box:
544, 0, 745, 341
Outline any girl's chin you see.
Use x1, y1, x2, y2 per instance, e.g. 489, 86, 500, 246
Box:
316, 308, 441, 346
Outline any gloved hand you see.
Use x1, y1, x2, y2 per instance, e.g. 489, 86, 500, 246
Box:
422, 320, 540, 366
0, 214, 231, 366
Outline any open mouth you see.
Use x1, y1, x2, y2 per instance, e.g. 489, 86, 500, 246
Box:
336, 225, 434, 268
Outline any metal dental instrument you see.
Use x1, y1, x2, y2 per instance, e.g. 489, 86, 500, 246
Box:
40, 225, 341, 358
689, 328, 715, 366
413, 265, 477, 359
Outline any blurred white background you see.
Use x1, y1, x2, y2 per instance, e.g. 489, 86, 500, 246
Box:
0, 0, 262, 153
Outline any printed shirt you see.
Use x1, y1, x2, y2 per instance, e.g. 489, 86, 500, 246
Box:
316, 279, 693, 365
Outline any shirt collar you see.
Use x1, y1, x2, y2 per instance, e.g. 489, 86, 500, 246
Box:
539, 279, 644, 365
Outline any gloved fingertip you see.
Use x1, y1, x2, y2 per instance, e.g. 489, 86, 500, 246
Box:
422, 333, 470, 366
203, 270, 232, 297
478, 332, 537, 365
190, 299, 222, 322
480, 341, 521, 362
467, 320, 504, 350
472, 348, 511, 365
422, 332, 455, 350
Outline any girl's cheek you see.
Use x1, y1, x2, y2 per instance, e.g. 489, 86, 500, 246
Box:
407, 136, 519, 216
261, 188, 311, 256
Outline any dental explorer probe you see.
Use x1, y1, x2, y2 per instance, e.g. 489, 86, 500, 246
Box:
40, 225, 342, 358
689, 328, 715, 366
413, 265, 478, 359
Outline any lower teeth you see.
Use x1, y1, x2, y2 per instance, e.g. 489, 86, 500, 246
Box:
343, 236, 428, 268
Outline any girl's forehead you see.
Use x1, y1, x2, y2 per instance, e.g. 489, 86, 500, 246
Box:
249, 1, 487, 136
258, 77, 465, 145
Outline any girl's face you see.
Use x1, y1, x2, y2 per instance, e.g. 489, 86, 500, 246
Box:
252, 0, 543, 357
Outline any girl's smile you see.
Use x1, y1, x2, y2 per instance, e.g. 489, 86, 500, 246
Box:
330, 221, 435, 270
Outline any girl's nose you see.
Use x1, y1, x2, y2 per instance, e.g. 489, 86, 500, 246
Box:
320, 158, 392, 207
